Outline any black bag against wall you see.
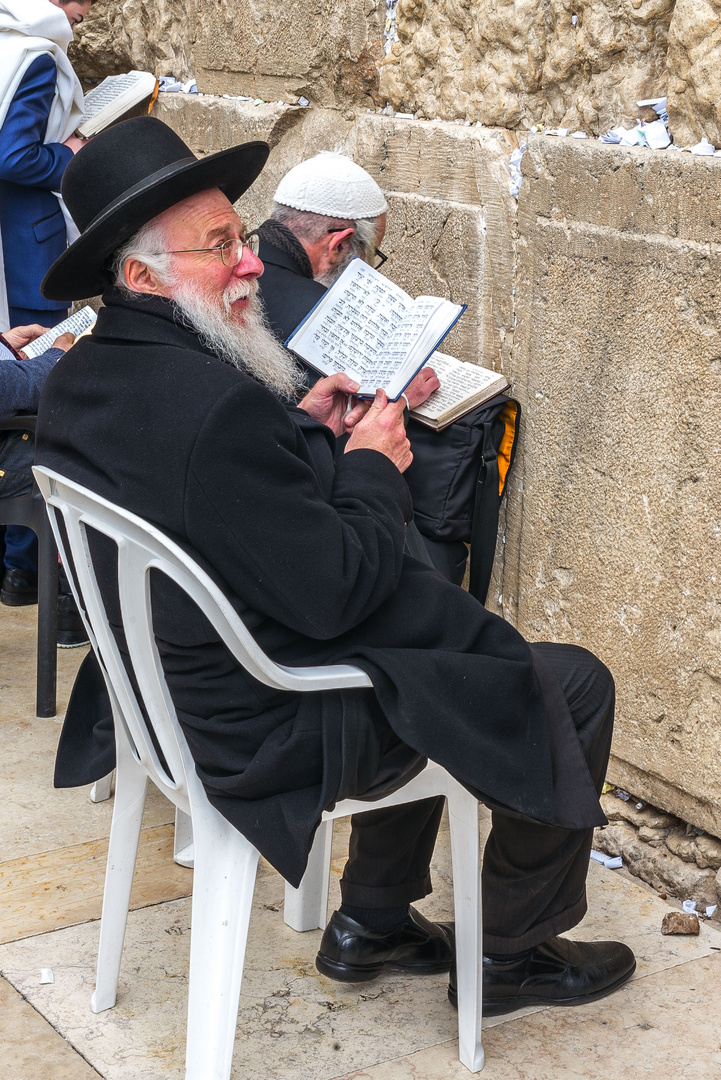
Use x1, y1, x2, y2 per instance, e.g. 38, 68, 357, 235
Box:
404, 394, 521, 605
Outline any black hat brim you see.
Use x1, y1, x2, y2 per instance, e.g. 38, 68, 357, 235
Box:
42, 141, 270, 302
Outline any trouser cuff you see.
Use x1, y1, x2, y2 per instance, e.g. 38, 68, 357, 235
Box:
482, 893, 588, 955
339, 871, 432, 908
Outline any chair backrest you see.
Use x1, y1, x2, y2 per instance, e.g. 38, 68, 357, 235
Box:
33, 466, 372, 808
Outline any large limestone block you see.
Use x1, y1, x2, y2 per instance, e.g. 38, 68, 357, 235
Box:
71, 1, 384, 108
510, 136, 721, 837
381, 0, 674, 134
193, 0, 384, 107
666, 0, 721, 146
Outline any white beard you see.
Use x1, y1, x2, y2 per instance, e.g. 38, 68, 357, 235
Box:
170, 278, 304, 400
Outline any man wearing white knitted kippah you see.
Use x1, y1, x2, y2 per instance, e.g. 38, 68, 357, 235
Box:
256, 152, 388, 341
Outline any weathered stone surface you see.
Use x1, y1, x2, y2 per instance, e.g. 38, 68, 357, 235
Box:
69, 0, 721, 147
600, 794, 679, 831
661, 910, 700, 934
510, 137, 721, 841
69, 0, 198, 81
193, 0, 383, 107
71, 0, 383, 107
666, 829, 698, 861
696, 834, 721, 870
595, 824, 718, 905
381, 0, 675, 135
666, 0, 721, 147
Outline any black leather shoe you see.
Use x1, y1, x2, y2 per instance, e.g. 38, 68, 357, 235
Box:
57, 593, 90, 649
316, 907, 455, 983
448, 936, 635, 1014
1, 568, 38, 606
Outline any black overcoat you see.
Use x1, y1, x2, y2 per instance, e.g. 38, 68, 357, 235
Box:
35, 289, 603, 885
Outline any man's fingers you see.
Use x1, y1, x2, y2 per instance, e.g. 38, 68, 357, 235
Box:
323, 372, 360, 395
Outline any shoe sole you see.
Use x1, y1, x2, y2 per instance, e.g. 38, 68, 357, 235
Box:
448, 960, 636, 1013
317, 953, 454, 983
1, 590, 38, 606
57, 638, 90, 649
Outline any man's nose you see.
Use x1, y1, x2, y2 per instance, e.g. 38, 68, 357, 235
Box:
233, 246, 264, 279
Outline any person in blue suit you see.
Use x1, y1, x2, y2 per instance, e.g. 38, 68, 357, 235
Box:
0, 0, 91, 602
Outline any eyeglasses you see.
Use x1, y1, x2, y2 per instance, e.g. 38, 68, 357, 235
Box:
153, 234, 260, 267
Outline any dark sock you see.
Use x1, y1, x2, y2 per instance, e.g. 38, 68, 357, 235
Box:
484, 947, 533, 963
340, 904, 409, 932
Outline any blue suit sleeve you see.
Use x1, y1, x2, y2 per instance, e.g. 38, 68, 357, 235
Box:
0, 346, 64, 417
0, 55, 73, 189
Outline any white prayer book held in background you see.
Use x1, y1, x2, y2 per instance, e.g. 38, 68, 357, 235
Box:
77, 71, 158, 138
409, 351, 509, 430
22, 306, 97, 359
286, 258, 466, 402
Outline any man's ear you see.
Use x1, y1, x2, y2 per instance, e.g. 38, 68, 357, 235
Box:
327, 227, 354, 263
124, 257, 167, 296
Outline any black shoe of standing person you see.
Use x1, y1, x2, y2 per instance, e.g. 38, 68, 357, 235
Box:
57, 592, 90, 649
316, 907, 455, 983
447, 936, 636, 1015
1, 567, 39, 606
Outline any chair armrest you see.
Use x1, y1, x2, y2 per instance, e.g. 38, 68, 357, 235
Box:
0, 415, 38, 434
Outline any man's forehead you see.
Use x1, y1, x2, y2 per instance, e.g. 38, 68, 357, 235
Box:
154, 188, 245, 239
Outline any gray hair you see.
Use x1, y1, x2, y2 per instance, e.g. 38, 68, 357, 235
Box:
111, 219, 174, 292
271, 203, 379, 263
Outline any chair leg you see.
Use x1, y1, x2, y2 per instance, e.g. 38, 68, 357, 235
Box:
90, 771, 114, 803
184, 805, 260, 1080
447, 781, 484, 1073
35, 512, 58, 718
91, 740, 148, 1014
283, 819, 333, 932
173, 807, 194, 868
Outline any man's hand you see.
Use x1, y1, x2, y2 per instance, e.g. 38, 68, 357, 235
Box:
4, 324, 48, 352
403, 365, 440, 409
51, 332, 76, 352
64, 134, 88, 154
344, 389, 413, 472
297, 372, 362, 436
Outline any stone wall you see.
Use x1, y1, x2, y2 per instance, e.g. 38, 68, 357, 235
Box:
509, 135, 721, 838
70, 0, 721, 145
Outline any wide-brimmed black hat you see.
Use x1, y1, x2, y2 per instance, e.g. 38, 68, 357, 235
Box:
42, 116, 270, 301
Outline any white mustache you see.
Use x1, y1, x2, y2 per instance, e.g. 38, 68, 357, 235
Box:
223, 278, 259, 309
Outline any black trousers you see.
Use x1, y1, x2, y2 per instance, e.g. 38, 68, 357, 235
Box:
339, 642, 615, 953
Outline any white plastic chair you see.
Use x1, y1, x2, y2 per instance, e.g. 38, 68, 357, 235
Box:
34, 466, 484, 1077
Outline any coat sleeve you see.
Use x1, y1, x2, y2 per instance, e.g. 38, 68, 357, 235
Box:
0, 55, 73, 189
0, 346, 63, 417
184, 377, 413, 639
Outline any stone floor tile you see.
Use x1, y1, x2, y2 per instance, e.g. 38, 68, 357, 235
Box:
336, 952, 721, 1079
0, 823, 192, 944
0, 604, 84, 723
0, 716, 172, 862
0, 975, 100, 1079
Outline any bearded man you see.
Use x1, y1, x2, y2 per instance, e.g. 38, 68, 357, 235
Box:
37, 117, 634, 1016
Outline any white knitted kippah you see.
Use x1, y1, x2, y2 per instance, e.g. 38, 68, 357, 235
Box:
274, 152, 388, 219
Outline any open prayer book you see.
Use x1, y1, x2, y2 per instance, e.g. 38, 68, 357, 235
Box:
286, 258, 466, 401
409, 351, 509, 430
77, 71, 159, 138
22, 306, 97, 359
